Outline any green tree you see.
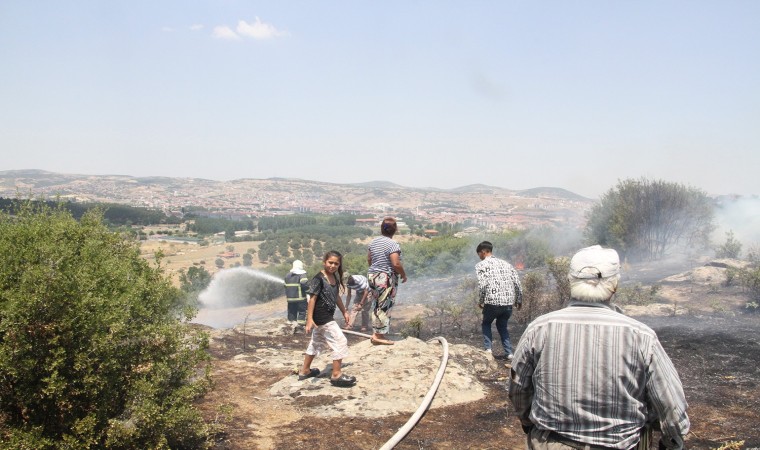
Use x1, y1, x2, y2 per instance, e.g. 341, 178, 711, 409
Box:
302, 249, 314, 266
402, 237, 471, 277
326, 215, 356, 226
585, 178, 715, 261
715, 230, 742, 259
179, 266, 212, 294
242, 253, 253, 267
215, 258, 225, 268
0, 202, 211, 448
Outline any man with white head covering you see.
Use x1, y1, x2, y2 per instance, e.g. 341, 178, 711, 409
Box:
284, 260, 309, 325
509, 245, 690, 450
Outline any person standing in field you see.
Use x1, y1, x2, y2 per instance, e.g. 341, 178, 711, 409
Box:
367, 217, 407, 345
475, 241, 522, 360
509, 245, 690, 449
343, 274, 370, 331
297, 251, 356, 387
283, 260, 308, 325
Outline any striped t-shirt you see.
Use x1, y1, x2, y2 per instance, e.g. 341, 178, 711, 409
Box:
509, 302, 690, 449
367, 236, 401, 274
347, 275, 369, 292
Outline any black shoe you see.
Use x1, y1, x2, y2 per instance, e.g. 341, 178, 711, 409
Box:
298, 368, 320, 380
330, 374, 356, 387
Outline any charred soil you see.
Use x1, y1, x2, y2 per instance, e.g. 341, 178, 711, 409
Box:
196, 259, 760, 449
197, 312, 760, 450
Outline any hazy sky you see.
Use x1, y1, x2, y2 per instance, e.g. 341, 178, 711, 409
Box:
1, 1, 758, 199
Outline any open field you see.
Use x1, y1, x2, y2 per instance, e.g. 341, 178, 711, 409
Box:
139, 233, 430, 287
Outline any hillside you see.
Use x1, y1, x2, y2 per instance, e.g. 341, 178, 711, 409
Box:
0, 170, 594, 230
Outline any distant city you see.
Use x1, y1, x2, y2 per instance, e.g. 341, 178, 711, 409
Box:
1, 169, 593, 231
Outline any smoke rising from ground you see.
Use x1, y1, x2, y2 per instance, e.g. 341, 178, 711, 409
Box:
713, 195, 760, 253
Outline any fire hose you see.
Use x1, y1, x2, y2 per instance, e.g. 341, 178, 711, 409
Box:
342, 329, 450, 450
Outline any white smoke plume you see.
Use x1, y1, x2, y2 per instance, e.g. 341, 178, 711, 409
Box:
713, 195, 760, 253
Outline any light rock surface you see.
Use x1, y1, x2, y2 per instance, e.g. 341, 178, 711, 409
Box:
211, 318, 499, 418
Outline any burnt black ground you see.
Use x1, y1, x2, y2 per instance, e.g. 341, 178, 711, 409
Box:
204, 313, 760, 449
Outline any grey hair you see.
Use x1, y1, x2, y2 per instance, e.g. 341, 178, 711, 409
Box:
569, 274, 620, 302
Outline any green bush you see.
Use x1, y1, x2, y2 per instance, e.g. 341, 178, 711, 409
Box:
401, 315, 424, 339
614, 283, 661, 306
584, 178, 714, 261
745, 245, 760, 265
0, 202, 211, 448
737, 266, 760, 301
402, 237, 472, 278
715, 230, 742, 259
515, 271, 552, 324
545, 256, 571, 307
725, 267, 738, 286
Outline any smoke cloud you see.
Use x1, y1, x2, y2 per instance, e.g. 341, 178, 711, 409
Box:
713, 195, 760, 252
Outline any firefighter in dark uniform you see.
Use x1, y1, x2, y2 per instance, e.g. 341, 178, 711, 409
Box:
284, 260, 309, 325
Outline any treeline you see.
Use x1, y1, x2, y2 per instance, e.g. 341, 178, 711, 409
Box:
257, 228, 368, 273
0, 197, 173, 226
401, 227, 564, 279
257, 215, 318, 231
187, 217, 255, 235
257, 214, 363, 232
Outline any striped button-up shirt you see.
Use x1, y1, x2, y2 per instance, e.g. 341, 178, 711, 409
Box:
509, 302, 690, 449
476, 256, 522, 307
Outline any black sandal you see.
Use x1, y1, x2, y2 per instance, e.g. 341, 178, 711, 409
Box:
298, 368, 320, 381
330, 374, 357, 387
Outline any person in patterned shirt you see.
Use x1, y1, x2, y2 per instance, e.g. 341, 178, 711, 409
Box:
508, 245, 690, 450
475, 241, 523, 360
367, 217, 407, 345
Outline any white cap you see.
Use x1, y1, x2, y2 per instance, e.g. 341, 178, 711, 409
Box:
291, 260, 306, 274
569, 245, 620, 279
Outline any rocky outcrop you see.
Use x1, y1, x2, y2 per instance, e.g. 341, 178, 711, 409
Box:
209, 318, 501, 418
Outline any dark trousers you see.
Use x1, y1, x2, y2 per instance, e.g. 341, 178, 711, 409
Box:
481, 304, 513, 354
287, 300, 307, 324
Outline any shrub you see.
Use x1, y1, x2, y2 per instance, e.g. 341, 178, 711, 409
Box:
725, 267, 738, 286
0, 201, 211, 448
745, 245, 760, 265
401, 316, 424, 339
424, 278, 480, 338
737, 266, 760, 301
514, 271, 553, 324
614, 283, 661, 306
715, 230, 742, 259
545, 256, 571, 308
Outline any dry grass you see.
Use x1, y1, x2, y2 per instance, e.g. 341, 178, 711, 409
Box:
140, 240, 265, 286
